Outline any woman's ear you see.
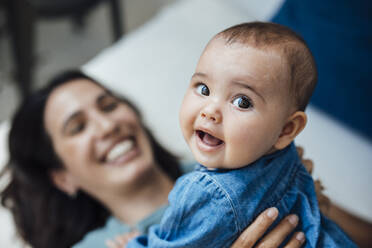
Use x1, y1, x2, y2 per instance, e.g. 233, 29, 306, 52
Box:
50, 169, 79, 196
274, 111, 307, 150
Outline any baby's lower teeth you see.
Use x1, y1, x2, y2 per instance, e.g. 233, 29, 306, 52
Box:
203, 133, 221, 146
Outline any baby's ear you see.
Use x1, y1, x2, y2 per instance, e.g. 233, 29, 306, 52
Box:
274, 111, 307, 150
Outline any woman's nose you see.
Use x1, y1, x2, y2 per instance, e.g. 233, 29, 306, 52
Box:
92, 112, 118, 138
200, 103, 222, 123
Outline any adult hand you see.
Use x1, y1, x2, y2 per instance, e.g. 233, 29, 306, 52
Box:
106, 231, 139, 248
231, 207, 305, 248
296, 146, 330, 214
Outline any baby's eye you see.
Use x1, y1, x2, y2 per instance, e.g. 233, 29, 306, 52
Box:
195, 83, 210, 96
232, 96, 253, 109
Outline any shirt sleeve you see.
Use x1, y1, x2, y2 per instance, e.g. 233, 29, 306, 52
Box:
127, 172, 240, 248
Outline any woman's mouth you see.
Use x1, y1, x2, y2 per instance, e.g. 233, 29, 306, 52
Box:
195, 130, 224, 152
103, 137, 139, 165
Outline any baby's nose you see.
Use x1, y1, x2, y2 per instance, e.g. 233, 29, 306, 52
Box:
200, 105, 222, 123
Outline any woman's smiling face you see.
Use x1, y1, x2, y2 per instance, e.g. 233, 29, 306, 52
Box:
44, 79, 155, 198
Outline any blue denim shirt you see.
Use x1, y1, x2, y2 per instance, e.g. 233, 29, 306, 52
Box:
127, 143, 356, 248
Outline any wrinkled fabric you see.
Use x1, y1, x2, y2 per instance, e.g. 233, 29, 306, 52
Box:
128, 143, 356, 248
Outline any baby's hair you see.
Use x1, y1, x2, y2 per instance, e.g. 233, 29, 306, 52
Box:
216, 22, 317, 111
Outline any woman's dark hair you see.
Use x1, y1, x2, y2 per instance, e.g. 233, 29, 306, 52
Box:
0, 70, 182, 248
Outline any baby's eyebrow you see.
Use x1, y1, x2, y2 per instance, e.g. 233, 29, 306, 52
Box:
192, 72, 208, 79
232, 81, 266, 103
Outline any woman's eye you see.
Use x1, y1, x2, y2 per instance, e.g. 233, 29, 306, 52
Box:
69, 122, 85, 135
196, 84, 210, 96
232, 96, 253, 109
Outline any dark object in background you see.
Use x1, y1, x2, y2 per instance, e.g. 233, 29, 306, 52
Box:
2, 0, 124, 99
272, 0, 372, 140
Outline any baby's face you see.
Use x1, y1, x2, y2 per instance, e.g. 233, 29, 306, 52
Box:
180, 38, 293, 169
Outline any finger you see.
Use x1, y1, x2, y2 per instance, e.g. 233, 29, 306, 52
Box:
302, 159, 313, 174
122, 231, 140, 242
255, 214, 299, 248
116, 235, 127, 246
105, 239, 120, 248
115, 232, 140, 247
283, 232, 305, 248
231, 207, 279, 248
314, 180, 324, 191
296, 146, 304, 158
127, 231, 140, 239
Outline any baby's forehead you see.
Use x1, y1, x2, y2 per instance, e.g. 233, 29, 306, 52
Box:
208, 37, 286, 63
214, 39, 290, 83
206, 39, 293, 100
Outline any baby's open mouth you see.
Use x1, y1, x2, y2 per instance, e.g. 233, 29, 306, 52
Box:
196, 130, 224, 147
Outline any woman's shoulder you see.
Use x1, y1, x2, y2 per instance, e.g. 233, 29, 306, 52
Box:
73, 205, 169, 248
73, 217, 131, 248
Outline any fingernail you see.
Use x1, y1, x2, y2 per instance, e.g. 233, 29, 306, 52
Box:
266, 207, 278, 219
105, 240, 114, 246
288, 215, 298, 225
296, 232, 305, 242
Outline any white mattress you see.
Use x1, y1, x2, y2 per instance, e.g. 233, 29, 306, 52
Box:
1, 0, 371, 246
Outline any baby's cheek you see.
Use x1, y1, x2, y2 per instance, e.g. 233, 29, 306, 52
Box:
179, 114, 193, 141
225, 131, 252, 163
228, 129, 267, 162
229, 126, 255, 146
181, 101, 198, 131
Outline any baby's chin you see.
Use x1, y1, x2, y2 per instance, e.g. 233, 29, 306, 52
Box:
194, 150, 268, 170
194, 155, 250, 170
189, 141, 263, 169
192, 152, 222, 169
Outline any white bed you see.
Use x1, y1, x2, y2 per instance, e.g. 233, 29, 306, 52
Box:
1, 0, 371, 246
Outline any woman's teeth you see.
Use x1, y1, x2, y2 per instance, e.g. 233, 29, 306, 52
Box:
106, 140, 134, 163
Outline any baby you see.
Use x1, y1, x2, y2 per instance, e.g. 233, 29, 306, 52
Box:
123, 22, 356, 247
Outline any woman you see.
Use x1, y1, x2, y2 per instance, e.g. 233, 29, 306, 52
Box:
0, 70, 336, 248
